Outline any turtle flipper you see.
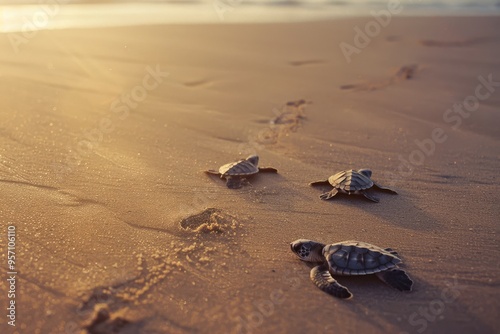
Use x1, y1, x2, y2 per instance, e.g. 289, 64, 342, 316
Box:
319, 189, 338, 200
225, 176, 244, 189
376, 269, 413, 292
258, 167, 278, 173
310, 264, 352, 299
384, 248, 399, 256
357, 169, 372, 178
362, 192, 379, 202
309, 180, 330, 186
373, 182, 398, 194
205, 170, 220, 175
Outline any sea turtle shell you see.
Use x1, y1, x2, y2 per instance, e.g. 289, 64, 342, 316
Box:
323, 241, 401, 276
328, 170, 374, 194
218, 159, 259, 177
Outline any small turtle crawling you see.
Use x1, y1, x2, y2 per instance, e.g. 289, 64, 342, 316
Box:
310, 169, 397, 202
290, 239, 413, 299
205, 155, 277, 189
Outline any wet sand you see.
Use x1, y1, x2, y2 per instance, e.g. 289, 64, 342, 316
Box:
0, 16, 499, 334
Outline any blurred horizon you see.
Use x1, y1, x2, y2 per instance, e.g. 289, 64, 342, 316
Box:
1, 0, 499, 33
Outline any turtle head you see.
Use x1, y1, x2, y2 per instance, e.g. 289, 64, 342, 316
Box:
358, 169, 372, 178
246, 155, 259, 167
290, 239, 326, 262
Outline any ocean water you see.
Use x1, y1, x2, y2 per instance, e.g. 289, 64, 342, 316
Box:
1, 0, 499, 32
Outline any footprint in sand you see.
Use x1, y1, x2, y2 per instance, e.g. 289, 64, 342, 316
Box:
340, 64, 419, 91
179, 207, 241, 236
183, 79, 212, 88
78, 208, 244, 333
77, 249, 184, 333
237, 99, 310, 155
254, 99, 310, 145
84, 304, 135, 334
288, 59, 326, 67
394, 64, 418, 80
419, 37, 492, 47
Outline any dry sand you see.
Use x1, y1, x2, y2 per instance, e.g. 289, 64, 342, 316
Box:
0, 16, 499, 334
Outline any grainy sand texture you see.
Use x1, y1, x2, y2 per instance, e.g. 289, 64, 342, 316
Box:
0, 13, 499, 334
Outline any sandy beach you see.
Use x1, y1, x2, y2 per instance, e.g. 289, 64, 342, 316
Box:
1, 14, 499, 334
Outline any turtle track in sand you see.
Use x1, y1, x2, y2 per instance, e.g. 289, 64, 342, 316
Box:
255, 99, 310, 145
77, 250, 185, 333
78, 208, 245, 333
238, 99, 310, 155
340, 64, 419, 91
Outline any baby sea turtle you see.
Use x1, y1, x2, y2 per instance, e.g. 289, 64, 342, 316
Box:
290, 239, 413, 299
205, 155, 277, 189
310, 169, 397, 202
